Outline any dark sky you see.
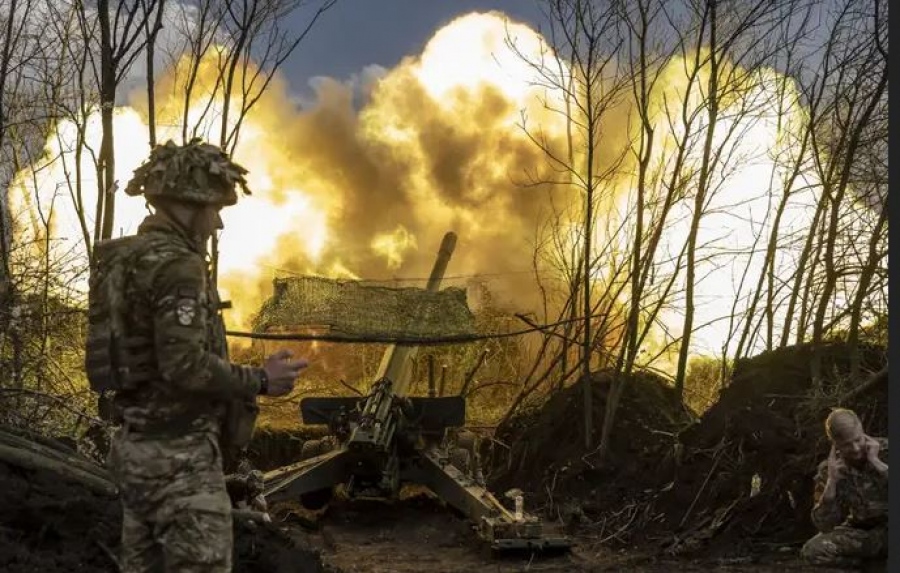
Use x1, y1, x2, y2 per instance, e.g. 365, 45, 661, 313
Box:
279, 0, 548, 94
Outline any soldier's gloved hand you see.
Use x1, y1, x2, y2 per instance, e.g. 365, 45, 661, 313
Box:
863, 436, 881, 462
863, 436, 888, 475
263, 349, 308, 397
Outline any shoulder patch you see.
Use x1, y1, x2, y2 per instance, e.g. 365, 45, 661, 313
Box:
176, 297, 199, 326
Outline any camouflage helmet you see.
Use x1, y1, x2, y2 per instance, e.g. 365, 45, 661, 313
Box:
124, 138, 251, 207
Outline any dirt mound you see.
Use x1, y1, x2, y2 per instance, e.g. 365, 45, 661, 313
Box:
0, 458, 325, 572
655, 341, 887, 556
488, 369, 692, 516
0, 460, 119, 572
486, 342, 886, 560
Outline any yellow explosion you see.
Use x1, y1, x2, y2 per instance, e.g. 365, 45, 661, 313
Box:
9, 11, 831, 365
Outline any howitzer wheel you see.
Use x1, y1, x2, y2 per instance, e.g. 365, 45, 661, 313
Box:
300, 487, 334, 510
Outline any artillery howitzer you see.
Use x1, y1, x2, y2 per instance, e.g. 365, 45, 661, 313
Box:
262, 232, 570, 552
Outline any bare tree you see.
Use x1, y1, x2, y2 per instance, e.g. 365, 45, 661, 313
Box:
600, 0, 680, 464
727, 1, 818, 360
0, 0, 44, 312
155, 0, 336, 283
144, 0, 167, 146
844, 43, 887, 377
0, 0, 95, 426
507, 0, 629, 448
802, 0, 888, 385
41, 0, 102, 262
671, 0, 788, 396
76, 0, 158, 242
0, 0, 44, 376
217, 0, 335, 152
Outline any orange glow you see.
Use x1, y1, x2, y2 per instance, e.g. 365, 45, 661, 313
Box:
10, 11, 866, 370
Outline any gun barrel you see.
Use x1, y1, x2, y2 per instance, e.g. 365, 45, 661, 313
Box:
375, 232, 457, 397
425, 232, 457, 291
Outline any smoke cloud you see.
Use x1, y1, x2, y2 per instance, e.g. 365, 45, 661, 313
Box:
14, 9, 871, 364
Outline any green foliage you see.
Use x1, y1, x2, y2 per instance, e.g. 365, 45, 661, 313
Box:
0, 294, 97, 437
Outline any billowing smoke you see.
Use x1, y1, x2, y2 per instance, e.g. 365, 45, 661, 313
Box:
207, 12, 576, 327
12, 9, 869, 363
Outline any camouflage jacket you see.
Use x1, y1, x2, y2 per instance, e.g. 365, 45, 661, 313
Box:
113, 214, 262, 434
810, 437, 889, 532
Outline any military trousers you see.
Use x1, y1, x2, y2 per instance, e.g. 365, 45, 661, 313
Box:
108, 426, 233, 573
801, 524, 888, 568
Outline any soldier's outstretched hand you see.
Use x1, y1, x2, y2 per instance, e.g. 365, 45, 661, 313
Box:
263, 349, 308, 397
826, 446, 847, 482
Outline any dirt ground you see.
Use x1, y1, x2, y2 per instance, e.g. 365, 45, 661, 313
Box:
487, 368, 691, 523
650, 342, 887, 557
0, 457, 866, 573
0, 341, 886, 572
291, 495, 861, 573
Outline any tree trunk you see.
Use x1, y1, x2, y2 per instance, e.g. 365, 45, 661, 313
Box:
0, 0, 19, 333
598, 0, 656, 465
97, 0, 117, 241
736, 80, 813, 360
809, 63, 887, 385
145, 0, 166, 147
676, 1, 719, 398
581, 179, 594, 450
846, 204, 887, 378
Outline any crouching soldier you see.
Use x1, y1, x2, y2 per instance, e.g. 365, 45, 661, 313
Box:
801, 408, 888, 569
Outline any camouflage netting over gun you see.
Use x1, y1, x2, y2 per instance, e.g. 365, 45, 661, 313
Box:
252, 277, 476, 339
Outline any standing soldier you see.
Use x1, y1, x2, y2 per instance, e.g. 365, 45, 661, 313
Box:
86, 139, 308, 572
801, 408, 888, 569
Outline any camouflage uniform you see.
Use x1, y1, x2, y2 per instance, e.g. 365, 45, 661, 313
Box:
105, 141, 262, 573
801, 437, 889, 568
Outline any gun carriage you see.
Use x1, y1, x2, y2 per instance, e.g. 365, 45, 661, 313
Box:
261, 232, 570, 552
